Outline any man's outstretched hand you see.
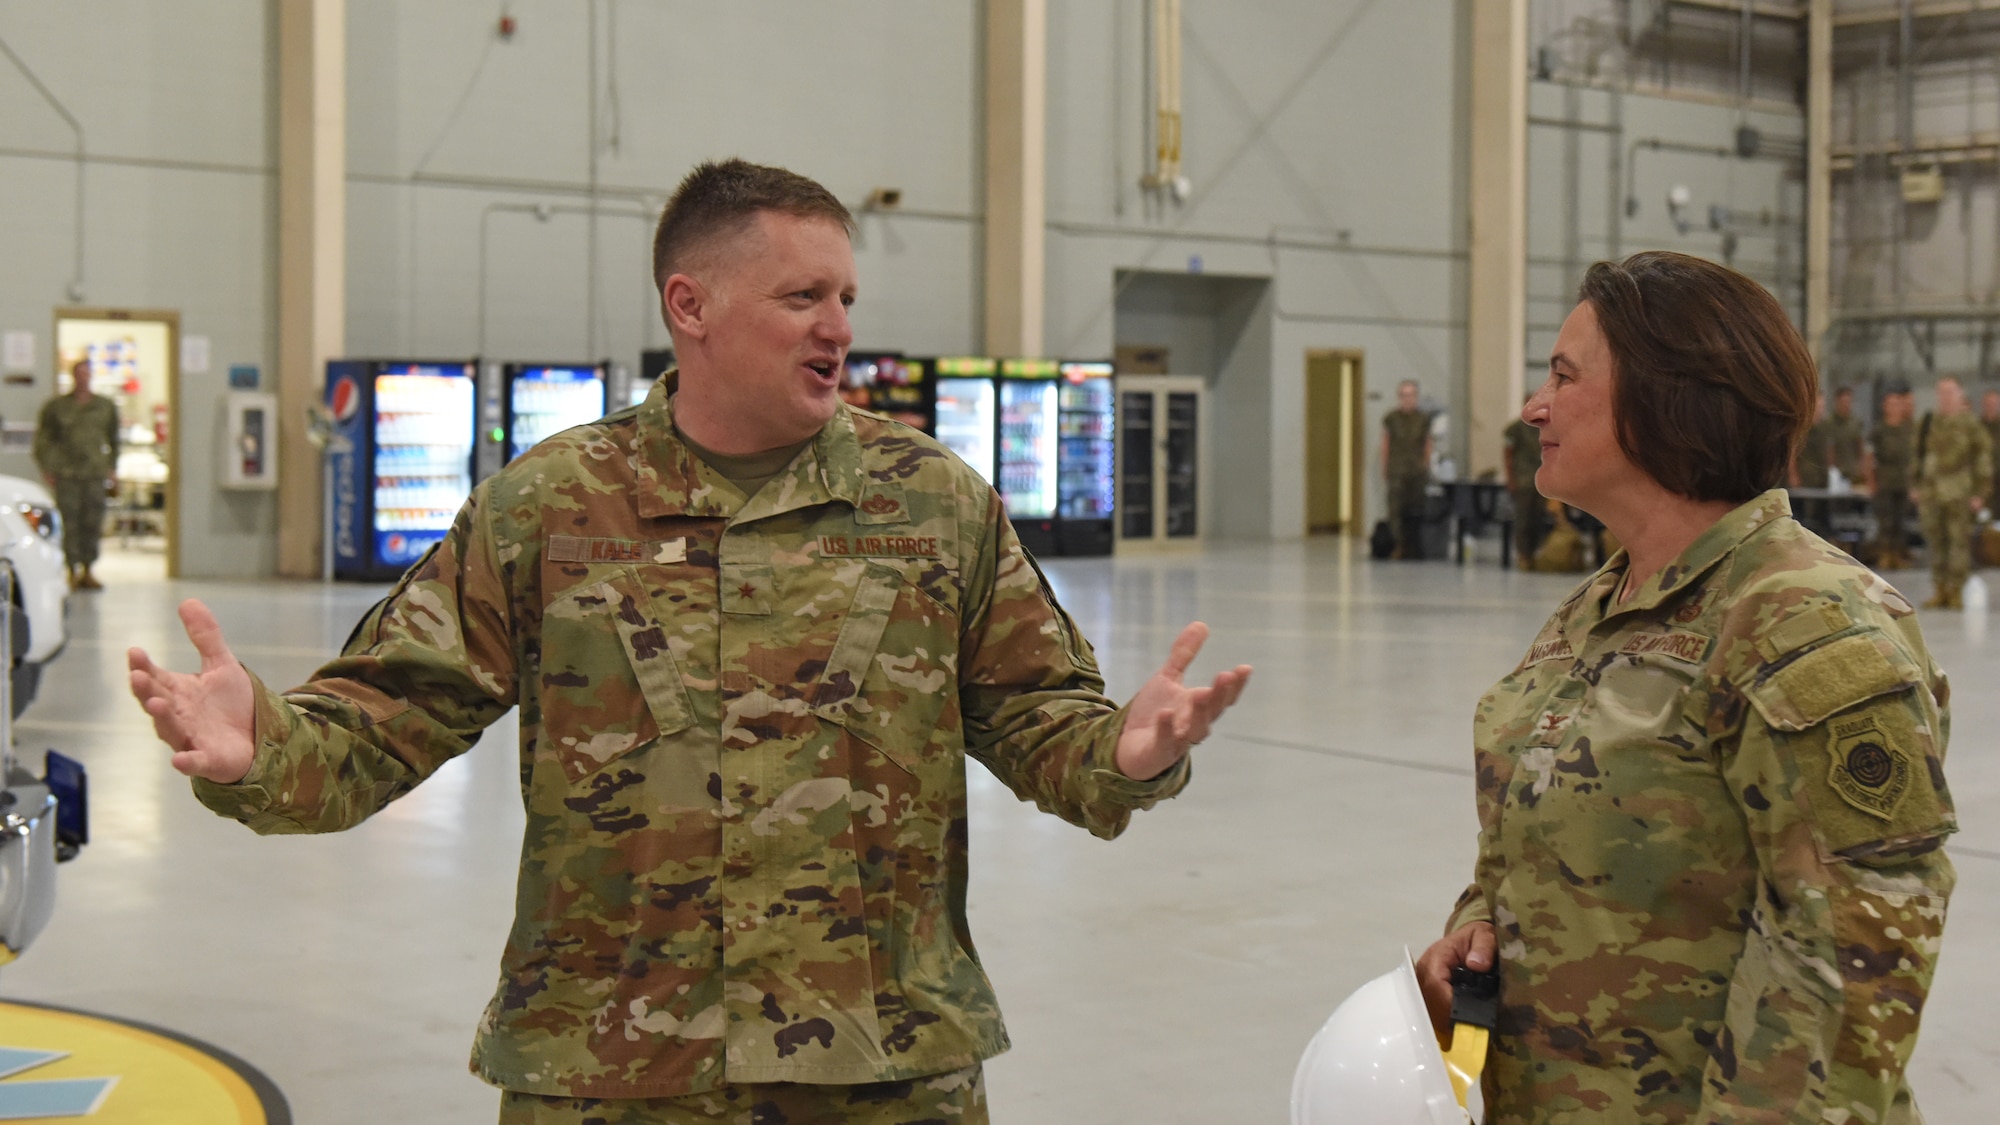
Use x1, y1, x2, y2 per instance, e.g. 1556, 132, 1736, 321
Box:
1114, 622, 1252, 781
128, 599, 257, 785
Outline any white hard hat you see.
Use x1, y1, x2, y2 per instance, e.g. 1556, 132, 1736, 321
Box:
1290, 949, 1483, 1125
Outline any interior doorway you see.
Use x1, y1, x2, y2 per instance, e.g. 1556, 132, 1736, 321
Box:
1304, 350, 1367, 536
52, 308, 179, 579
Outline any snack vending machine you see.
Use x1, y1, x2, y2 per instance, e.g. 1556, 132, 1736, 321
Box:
1055, 361, 1116, 555
325, 359, 479, 581
503, 362, 609, 462
930, 356, 998, 484
998, 358, 1061, 557
841, 353, 934, 432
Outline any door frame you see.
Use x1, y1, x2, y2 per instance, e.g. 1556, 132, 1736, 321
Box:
53, 307, 181, 578
1303, 349, 1368, 538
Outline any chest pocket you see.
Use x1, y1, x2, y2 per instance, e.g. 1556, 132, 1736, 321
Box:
539, 569, 699, 784
810, 560, 958, 775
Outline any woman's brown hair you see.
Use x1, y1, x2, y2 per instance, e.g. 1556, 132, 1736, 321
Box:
1577, 251, 1818, 503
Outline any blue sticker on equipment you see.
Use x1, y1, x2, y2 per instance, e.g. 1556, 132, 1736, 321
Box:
228, 365, 260, 389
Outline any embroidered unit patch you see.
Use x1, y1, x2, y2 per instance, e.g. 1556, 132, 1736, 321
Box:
1827, 714, 1911, 821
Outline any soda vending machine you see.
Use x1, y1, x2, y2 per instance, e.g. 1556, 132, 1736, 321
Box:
841, 353, 934, 432
998, 358, 1061, 556
503, 362, 609, 461
325, 359, 480, 581
930, 356, 997, 484
1056, 361, 1116, 555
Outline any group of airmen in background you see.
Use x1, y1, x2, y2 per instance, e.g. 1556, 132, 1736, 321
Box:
1395, 376, 1999, 602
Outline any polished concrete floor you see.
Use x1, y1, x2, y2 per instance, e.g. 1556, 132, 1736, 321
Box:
9, 539, 1998, 1123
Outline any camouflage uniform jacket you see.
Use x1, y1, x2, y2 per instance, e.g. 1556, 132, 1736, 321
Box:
1503, 420, 1542, 492
1914, 412, 1993, 504
1826, 415, 1865, 483
1447, 490, 1955, 1124
192, 382, 1187, 1097
1383, 410, 1431, 481
1871, 420, 1915, 490
1795, 419, 1832, 489
32, 392, 118, 480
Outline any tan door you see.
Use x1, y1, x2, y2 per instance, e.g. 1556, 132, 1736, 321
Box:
1305, 350, 1366, 536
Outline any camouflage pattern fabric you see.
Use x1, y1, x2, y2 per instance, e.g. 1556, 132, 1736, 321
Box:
1916, 412, 1994, 593
497, 1063, 984, 1124
52, 476, 107, 569
1504, 421, 1547, 562
32, 392, 119, 482
1872, 420, 1917, 561
1383, 409, 1430, 479
1446, 490, 1955, 1124
1827, 414, 1865, 483
1796, 418, 1832, 489
1984, 418, 2000, 511
191, 379, 1187, 1099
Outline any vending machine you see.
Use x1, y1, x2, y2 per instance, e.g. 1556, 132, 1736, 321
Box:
930, 356, 998, 484
325, 359, 480, 581
998, 358, 1061, 557
841, 353, 935, 432
503, 362, 609, 461
1055, 361, 1116, 556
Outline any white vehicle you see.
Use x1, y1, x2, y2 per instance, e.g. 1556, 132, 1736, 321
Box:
0, 475, 70, 714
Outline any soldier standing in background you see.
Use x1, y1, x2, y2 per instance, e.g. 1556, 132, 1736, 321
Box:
1915, 377, 1993, 609
1379, 380, 1432, 559
1790, 390, 1833, 535
32, 358, 119, 591
1502, 405, 1544, 568
1982, 387, 2000, 515
1867, 383, 1917, 569
1828, 385, 1866, 486
126, 160, 1252, 1124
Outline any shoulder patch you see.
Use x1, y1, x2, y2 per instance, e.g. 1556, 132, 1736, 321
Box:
1744, 631, 1916, 731
1826, 714, 1911, 821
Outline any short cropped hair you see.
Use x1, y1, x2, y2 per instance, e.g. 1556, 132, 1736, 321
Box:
651, 159, 854, 291
1577, 251, 1817, 503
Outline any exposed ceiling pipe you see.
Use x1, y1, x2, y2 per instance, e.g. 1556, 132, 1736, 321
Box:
0, 34, 86, 301
1143, 0, 1187, 204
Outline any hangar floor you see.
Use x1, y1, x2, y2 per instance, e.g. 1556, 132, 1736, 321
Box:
9, 539, 1997, 1123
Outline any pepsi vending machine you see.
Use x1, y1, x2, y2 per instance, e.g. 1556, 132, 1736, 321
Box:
998, 358, 1061, 556
1056, 361, 1116, 555
326, 359, 479, 581
503, 362, 609, 461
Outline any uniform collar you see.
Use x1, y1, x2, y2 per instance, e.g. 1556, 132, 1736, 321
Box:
1594, 488, 1791, 617
634, 372, 865, 521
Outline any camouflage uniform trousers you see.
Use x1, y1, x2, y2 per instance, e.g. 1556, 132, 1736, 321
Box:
1386, 473, 1429, 558
1919, 493, 1976, 592
497, 1065, 986, 1125
1873, 487, 1911, 564
1510, 487, 1547, 564
51, 475, 107, 569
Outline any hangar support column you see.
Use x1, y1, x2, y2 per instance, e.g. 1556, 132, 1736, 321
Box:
1805, 0, 1833, 365
984, 0, 1047, 357
1466, 0, 1529, 478
275, 0, 346, 579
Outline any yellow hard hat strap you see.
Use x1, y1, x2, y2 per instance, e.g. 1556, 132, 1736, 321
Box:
1440, 1023, 1489, 1108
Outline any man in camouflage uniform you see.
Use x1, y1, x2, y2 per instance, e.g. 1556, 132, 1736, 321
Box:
127, 161, 1251, 1124
1829, 385, 1866, 487
1914, 377, 1993, 609
1437, 490, 1954, 1122
1790, 390, 1834, 535
1868, 385, 1917, 569
32, 358, 119, 590
1502, 407, 1544, 568
1379, 380, 1432, 559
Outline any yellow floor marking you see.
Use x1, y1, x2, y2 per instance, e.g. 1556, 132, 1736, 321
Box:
0, 1003, 268, 1124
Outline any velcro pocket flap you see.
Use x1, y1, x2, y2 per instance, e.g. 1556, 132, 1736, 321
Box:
1741, 631, 1919, 732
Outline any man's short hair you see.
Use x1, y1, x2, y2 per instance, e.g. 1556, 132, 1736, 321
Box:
651, 159, 855, 291
1576, 251, 1816, 504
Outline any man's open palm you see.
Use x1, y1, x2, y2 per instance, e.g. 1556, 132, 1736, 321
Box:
128, 599, 257, 784
1114, 622, 1252, 781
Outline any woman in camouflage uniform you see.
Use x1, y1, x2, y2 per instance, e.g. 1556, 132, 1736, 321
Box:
1417, 252, 1955, 1124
